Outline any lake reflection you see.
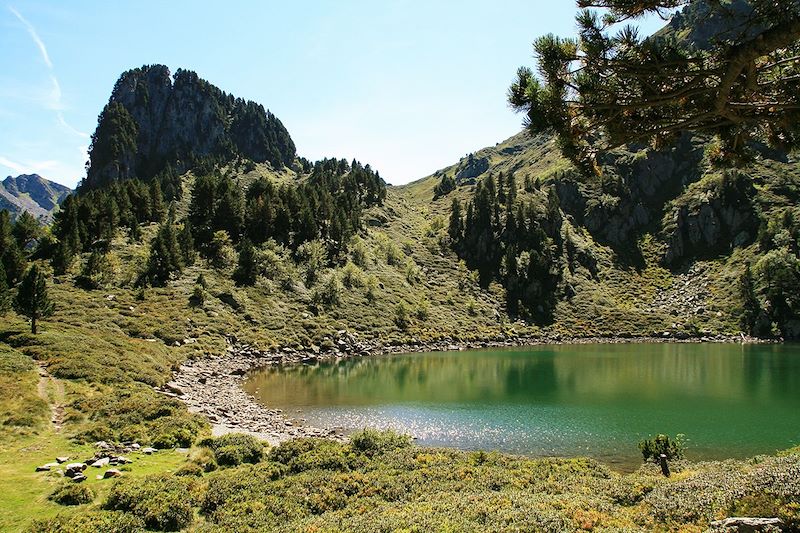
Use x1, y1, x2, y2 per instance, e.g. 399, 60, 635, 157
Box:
244, 343, 800, 467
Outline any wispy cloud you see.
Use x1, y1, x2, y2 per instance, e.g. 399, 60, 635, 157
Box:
0, 155, 59, 176
8, 5, 88, 138
8, 5, 52, 68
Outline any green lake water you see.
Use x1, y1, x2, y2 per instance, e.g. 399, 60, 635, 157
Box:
244, 343, 800, 468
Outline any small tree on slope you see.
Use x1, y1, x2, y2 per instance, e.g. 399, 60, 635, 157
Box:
14, 264, 54, 334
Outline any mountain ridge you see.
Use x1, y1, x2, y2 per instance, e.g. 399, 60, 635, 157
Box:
0, 173, 71, 221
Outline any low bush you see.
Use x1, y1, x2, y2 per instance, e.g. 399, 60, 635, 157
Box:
202, 433, 264, 466
350, 429, 412, 457
269, 438, 358, 473
103, 474, 196, 531
26, 511, 144, 533
48, 483, 95, 506
200, 463, 287, 515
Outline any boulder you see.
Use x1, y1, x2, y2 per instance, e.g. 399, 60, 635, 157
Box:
103, 469, 122, 479
710, 517, 783, 532
141, 447, 157, 455
71, 473, 87, 483
91, 457, 110, 468
55, 456, 70, 464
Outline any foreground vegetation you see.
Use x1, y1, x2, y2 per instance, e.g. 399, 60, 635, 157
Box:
14, 430, 800, 532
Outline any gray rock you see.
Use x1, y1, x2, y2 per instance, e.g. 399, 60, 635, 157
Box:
710, 517, 783, 532
91, 457, 110, 468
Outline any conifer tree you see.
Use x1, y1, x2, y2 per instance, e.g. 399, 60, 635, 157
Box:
14, 263, 54, 334
12, 211, 40, 250
145, 218, 183, 286
449, 198, 464, 243
149, 180, 166, 223
509, 0, 800, 170
0, 262, 10, 314
179, 221, 196, 266
234, 238, 258, 286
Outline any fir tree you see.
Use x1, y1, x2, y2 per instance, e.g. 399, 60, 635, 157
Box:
145, 219, 183, 286
14, 263, 54, 334
0, 262, 10, 314
149, 180, 166, 223
179, 221, 196, 266
12, 211, 40, 250
234, 238, 259, 286
449, 198, 464, 243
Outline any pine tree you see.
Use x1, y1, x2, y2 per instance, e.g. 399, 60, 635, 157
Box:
145, 220, 183, 286
149, 180, 166, 223
14, 263, 54, 334
2, 240, 26, 285
179, 221, 196, 266
0, 209, 12, 252
12, 211, 40, 250
0, 262, 10, 314
449, 198, 464, 243
234, 238, 258, 286
509, 1, 800, 170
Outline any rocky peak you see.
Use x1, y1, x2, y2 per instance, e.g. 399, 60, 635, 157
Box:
0, 174, 71, 221
84, 65, 297, 189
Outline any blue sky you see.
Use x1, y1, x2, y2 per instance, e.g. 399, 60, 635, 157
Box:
0, 1, 670, 188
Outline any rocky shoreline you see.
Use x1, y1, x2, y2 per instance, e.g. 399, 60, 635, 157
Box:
160, 331, 764, 444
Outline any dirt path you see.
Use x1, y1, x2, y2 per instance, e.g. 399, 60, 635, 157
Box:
36, 363, 65, 432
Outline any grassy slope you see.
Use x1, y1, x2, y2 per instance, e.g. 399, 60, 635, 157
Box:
0, 136, 798, 530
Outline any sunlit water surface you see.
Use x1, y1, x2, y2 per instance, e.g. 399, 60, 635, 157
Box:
244, 343, 800, 468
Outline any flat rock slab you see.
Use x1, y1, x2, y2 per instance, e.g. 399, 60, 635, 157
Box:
710, 517, 784, 532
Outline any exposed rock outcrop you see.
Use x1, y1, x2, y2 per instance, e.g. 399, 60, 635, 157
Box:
84, 65, 296, 188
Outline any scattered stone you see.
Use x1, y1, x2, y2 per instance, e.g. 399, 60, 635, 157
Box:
65, 463, 87, 472
55, 456, 69, 464
103, 469, 122, 479
710, 517, 783, 532
91, 457, 110, 468
72, 473, 87, 483
141, 447, 157, 455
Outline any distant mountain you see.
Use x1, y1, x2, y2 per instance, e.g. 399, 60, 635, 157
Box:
82, 64, 297, 189
656, 0, 764, 50
0, 174, 71, 221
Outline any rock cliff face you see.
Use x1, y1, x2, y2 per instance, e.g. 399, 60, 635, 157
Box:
0, 174, 71, 221
83, 65, 296, 189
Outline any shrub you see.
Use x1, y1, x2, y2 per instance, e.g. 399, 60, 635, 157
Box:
175, 461, 205, 477
365, 275, 378, 303
341, 262, 364, 289
310, 273, 342, 311
394, 302, 411, 330
200, 463, 287, 516
48, 483, 95, 506
103, 474, 195, 531
350, 429, 412, 457
203, 433, 264, 467
404, 259, 421, 285
269, 438, 357, 473
638, 434, 686, 463
27, 511, 144, 533
190, 285, 205, 307
350, 237, 369, 267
